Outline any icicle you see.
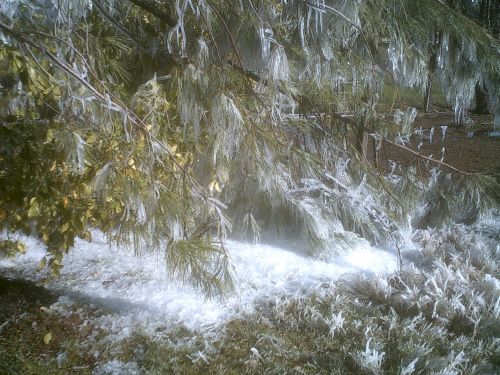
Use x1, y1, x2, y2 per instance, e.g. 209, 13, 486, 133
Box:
309, 0, 325, 33
197, 38, 210, 68
65, 133, 87, 173
299, 14, 309, 54
167, 0, 189, 55
135, 197, 147, 225
259, 26, 273, 61
394, 107, 417, 137
267, 45, 290, 82
211, 94, 244, 162
440, 125, 448, 142
170, 218, 184, 241
94, 162, 113, 200
178, 65, 205, 140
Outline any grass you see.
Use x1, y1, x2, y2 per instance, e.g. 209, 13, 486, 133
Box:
379, 80, 449, 111
1, 223, 499, 374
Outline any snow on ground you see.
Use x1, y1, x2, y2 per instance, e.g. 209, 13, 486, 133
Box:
0, 231, 397, 337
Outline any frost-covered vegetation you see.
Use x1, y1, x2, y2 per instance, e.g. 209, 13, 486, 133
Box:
1, 0, 499, 290
1, 217, 498, 373
0, 1, 499, 372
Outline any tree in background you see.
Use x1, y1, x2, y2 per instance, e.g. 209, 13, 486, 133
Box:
446, 0, 499, 115
0, 0, 499, 293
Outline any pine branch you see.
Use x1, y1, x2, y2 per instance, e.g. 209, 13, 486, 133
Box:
0, 20, 214, 202
126, 0, 176, 27
92, 0, 145, 49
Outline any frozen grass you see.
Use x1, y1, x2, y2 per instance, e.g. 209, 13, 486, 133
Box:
0, 215, 499, 373
0, 232, 397, 336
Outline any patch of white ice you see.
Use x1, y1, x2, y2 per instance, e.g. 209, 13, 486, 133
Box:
0, 231, 397, 336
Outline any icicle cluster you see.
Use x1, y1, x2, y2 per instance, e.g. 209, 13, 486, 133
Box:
211, 94, 244, 163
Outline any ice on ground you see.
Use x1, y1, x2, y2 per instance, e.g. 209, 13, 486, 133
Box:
0, 232, 397, 336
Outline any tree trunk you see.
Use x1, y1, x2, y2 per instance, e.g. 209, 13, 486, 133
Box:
474, 82, 489, 115
423, 80, 432, 113
423, 33, 438, 113
355, 121, 369, 159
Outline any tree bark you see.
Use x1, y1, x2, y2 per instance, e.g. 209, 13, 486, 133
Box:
423, 80, 432, 113
474, 82, 489, 115
423, 32, 438, 112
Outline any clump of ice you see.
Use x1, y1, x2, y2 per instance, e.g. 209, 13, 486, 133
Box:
93, 360, 141, 375
0, 231, 397, 336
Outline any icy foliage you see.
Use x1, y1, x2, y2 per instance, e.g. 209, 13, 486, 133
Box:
436, 33, 482, 124
388, 37, 428, 89
0, 0, 92, 29
258, 26, 273, 61
2, 0, 499, 302
267, 46, 290, 83
167, 0, 190, 55
1, 216, 498, 373
65, 133, 87, 173
93, 162, 114, 201
394, 107, 417, 140
213, 222, 499, 374
93, 360, 141, 375
211, 94, 244, 162
179, 65, 206, 140
197, 38, 210, 68
0, 0, 21, 20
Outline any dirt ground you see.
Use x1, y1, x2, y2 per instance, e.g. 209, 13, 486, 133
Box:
378, 112, 499, 177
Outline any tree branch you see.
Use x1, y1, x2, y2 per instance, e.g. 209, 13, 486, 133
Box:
326, 110, 476, 176
126, 0, 176, 27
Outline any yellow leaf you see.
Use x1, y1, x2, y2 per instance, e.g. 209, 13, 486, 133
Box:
128, 158, 135, 167
43, 332, 52, 345
81, 230, 92, 242
28, 202, 39, 219
60, 222, 69, 233
214, 182, 222, 193
209, 180, 222, 193
46, 129, 55, 143
16, 242, 26, 254
38, 258, 46, 270
87, 133, 99, 144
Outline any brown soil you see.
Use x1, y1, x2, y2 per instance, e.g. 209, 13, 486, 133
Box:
378, 112, 499, 177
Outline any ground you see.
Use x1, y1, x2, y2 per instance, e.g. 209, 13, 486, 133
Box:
381, 112, 499, 177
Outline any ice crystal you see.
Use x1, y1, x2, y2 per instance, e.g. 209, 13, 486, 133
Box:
394, 107, 417, 138
267, 45, 290, 82
66, 133, 87, 173
388, 37, 428, 89
259, 26, 273, 61
178, 65, 206, 140
211, 94, 244, 162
